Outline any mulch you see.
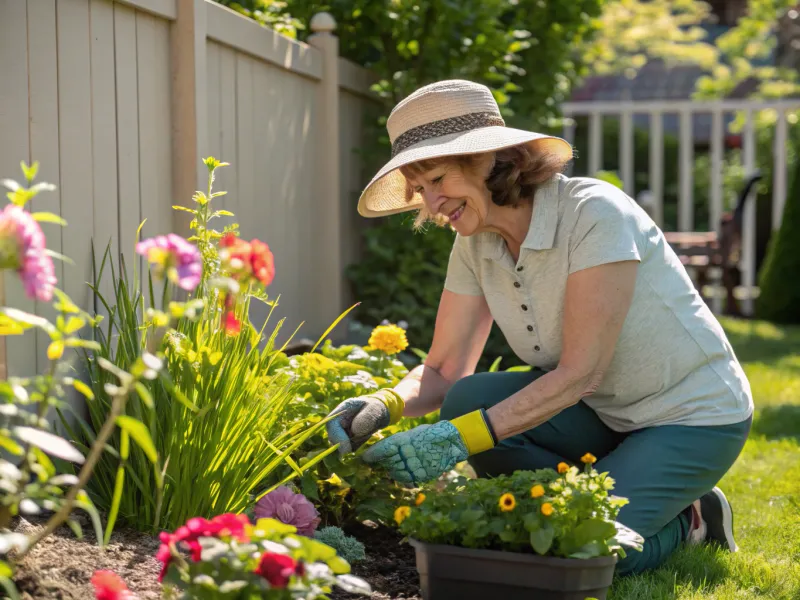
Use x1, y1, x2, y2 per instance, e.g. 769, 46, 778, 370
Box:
9, 516, 421, 600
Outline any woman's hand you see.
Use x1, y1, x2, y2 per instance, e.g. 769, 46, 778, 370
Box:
325, 389, 404, 456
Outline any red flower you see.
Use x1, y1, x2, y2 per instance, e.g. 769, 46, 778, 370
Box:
254, 552, 302, 588
91, 570, 134, 600
155, 514, 251, 582
224, 311, 241, 335
219, 234, 275, 288
249, 240, 275, 287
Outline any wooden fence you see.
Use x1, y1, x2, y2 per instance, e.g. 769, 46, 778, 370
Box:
0, 0, 381, 378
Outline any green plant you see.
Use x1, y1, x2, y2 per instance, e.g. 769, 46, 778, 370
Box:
756, 159, 800, 323
313, 526, 366, 564
75, 158, 342, 534
155, 514, 370, 598
396, 460, 643, 559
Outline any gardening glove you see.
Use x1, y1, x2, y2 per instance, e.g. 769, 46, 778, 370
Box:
325, 389, 405, 456
361, 409, 497, 486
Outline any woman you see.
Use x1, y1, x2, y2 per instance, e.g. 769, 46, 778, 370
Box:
325, 79, 753, 575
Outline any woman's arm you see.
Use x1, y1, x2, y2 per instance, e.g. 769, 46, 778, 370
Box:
394, 289, 494, 417
486, 260, 638, 440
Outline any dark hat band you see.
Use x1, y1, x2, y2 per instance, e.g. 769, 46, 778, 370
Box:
391, 111, 506, 158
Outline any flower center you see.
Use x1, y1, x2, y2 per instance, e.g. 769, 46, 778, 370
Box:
276, 503, 295, 524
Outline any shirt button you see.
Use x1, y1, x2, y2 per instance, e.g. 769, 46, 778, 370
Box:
514, 282, 521, 288
527, 325, 533, 332
534, 345, 541, 351
516, 266, 523, 272
521, 304, 528, 311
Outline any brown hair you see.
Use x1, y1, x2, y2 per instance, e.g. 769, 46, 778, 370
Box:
399, 144, 570, 229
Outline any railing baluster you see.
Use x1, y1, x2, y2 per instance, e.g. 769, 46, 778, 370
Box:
589, 111, 602, 176
620, 108, 634, 196
679, 108, 694, 231
742, 109, 757, 316
772, 109, 788, 231
562, 113, 575, 177
649, 110, 664, 228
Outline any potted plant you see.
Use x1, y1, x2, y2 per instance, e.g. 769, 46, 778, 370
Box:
394, 458, 644, 600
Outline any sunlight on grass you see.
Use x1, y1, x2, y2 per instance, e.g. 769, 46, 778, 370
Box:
610, 318, 800, 600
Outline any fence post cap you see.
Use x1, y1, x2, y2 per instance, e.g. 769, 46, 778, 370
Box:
310, 12, 337, 33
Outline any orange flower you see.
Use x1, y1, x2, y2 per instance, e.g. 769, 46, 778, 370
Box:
557, 462, 569, 474
530, 485, 545, 498
541, 502, 554, 517
394, 506, 411, 525
581, 453, 597, 465
415, 493, 426, 506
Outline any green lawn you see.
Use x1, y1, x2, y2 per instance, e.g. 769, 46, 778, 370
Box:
610, 317, 800, 600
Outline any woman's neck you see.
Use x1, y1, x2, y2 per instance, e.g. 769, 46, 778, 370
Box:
481, 200, 533, 261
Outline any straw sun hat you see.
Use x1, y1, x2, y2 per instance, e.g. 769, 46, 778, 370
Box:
357, 79, 574, 218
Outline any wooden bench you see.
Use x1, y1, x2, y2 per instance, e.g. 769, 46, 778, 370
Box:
662, 172, 762, 316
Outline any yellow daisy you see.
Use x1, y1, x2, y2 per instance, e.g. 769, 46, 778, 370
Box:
557, 462, 570, 474
415, 493, 426, 506
394, 506, 411, 525
541, 502, 554, 517
581, 453, 597, 465
368, 324, 409, 355
499, 493, 516, 512
530, 485, 545, 499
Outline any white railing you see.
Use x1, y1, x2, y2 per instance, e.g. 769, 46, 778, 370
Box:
561, 99, 799, 316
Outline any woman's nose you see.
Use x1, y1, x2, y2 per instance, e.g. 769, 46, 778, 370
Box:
423, 190, 444, 213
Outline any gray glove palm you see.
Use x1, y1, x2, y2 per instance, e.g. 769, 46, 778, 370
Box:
325, 389, 404, 455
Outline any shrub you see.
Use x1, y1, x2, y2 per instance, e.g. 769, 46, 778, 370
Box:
314, 526, 366, 564
74, 158, 340, 534
756, 159, 800, 324
396, 460, 643, 559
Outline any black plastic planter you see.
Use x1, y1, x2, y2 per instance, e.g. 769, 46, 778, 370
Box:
410, 539, 617, 600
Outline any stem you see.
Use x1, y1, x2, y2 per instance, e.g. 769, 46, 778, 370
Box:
18, 361, 58, 483
19, 389, 128, 558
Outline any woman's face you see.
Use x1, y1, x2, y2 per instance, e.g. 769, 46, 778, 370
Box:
405, 155, 493, 236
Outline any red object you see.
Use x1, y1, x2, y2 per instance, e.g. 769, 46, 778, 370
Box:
224, 310, 241, 335
249, 239, 275, 287
219, 234, 275, 288
254, 552, 303, 588
91, 570, 133, 600
156, 514, 251, 581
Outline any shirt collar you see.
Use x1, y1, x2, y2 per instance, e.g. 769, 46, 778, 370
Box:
521, 174, 562, 251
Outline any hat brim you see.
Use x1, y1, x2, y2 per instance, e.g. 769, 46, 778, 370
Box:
356, 126, 573, 218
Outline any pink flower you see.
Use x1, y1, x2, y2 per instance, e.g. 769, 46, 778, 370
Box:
136, 233, 201, 291
254, 552, 302, 588
91, 570, 135, 600
254, 486, 320, 536
0, 205, 56, 302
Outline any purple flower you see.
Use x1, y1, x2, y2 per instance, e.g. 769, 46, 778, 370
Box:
0, 205, 57, 302
136, 234, 202, 291
254, 486, 321, 536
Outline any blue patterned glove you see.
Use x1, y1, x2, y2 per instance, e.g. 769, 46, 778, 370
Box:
362, 422, 469, 486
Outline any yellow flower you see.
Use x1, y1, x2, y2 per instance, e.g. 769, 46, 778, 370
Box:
530, 485, 545, 499
47, 340, 64, 361
581, 452, 597, 465
415, 493, 426, 506
557, 462, 569, 474
368, 324, 408, 355
394, 506, 411, 525
324, 473, 343, 486
498, 493, 516, 512
541, 502, 554, 517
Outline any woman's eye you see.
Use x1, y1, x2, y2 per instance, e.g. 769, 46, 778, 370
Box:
432, 175, 444, 185
414, 186, 424, 194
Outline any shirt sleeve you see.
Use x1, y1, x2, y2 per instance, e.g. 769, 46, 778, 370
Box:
443, 235, 484, 296
568, 189, 642, 275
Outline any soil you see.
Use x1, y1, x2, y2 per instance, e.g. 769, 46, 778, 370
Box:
331, 521, 421, 600
11, 515, 163, 600
8, 516, 420, 600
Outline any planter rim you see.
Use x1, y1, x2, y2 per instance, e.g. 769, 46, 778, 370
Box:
409, 538, 619, 567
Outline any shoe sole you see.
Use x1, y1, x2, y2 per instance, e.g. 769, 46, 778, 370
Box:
711, 487, 738, 553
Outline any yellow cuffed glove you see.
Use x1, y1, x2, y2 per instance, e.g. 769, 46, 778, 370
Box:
326, 388, 405, 455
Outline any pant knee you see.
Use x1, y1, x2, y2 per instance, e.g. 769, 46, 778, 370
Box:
615, 547, 647, 576
440, 370, 544, 422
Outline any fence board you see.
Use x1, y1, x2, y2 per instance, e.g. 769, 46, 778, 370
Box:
90, 0, 120, 308
648, 111, 664, 228
678, 109, 694, 231
27, 0, 62, 372
742, 111, 756, 316
0, 0, 34, 378
773, 110, 788, 231
218, 45, 239, 222
114, 3, 141, 276
57, 0, 95, 315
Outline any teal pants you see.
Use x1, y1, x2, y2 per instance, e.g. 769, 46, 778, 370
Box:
439, 370, 751, 575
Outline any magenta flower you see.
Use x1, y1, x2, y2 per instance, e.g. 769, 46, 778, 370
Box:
136, 234, 202, 291
0, 205, 57, 302
254, 486, 320, 536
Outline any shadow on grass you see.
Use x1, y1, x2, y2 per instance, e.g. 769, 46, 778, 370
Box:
751, 405, 800, 441
723, 320, 800, 367
610, 545, 730, 600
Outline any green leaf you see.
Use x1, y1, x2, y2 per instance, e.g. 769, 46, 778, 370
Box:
13, 427, 85, 463
0, 560, 13, 578
254, 519, 297, 536
44, 249, 75, 265
172, 205, 196, 213
134, 382, 154, 409
488, 356, 502, 372
327, 555, 351, 575
72, 379, 95, 401
31, 212, 67, 226
0, 308, 54, 333
52, 289, 80, 314
21, 161, 39, 182
115, 416, 158, 463
529, 523, 554, 555
64, 338, 102, 351
62, 316, 85, 335
0, 434, 23, 456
